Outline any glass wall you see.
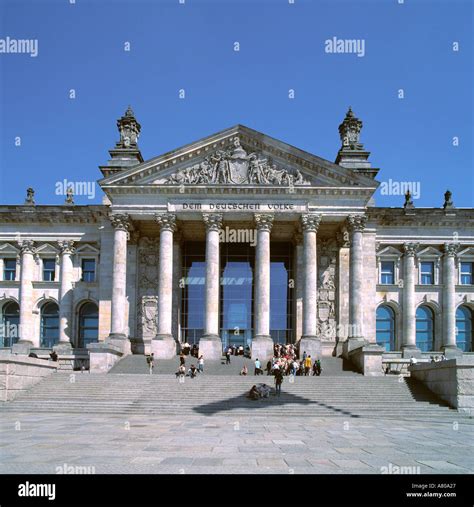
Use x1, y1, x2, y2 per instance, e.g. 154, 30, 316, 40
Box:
181, 241, 206, 345
220, 243, 254, 351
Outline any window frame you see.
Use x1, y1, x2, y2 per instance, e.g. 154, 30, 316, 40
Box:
2, 258, 17, 281
42, 258, 57, 282
419, 261, 435, 285
459, 261, 473, 286
81, 258, 97, 283
376, 246, 402, 287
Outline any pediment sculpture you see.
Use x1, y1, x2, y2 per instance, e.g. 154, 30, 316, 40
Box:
165, 138, 311, 186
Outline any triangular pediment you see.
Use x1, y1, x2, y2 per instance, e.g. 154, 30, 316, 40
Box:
376, 246, 402, 258
458, 247, 474, 258
0, 243, 20, 255
35, 243, 59, 255
417, 246, 442, 258
76, 243, 100, 254
99, 125, 379, 194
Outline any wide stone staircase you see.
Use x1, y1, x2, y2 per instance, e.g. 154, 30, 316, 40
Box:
1, 356, 466, 420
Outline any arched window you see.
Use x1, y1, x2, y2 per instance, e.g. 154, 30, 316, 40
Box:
416, 305, 434, 352
78, 302, 99, 348
376, 305, 396, 351
1, 301, 19, 347
40, 302, 59, 348
456, 306, 472, 352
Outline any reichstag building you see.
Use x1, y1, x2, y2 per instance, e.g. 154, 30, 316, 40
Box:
1, 107, 473, 364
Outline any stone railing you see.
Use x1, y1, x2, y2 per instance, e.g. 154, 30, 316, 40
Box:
0, 352, 58, 401
409, 356, 474, 415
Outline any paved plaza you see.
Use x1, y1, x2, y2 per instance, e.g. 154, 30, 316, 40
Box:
1, 410, 473, 475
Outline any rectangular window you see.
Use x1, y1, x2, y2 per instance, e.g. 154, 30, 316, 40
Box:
81, 259, 96, 282
42, 259, 56, 282
380, 261, 395, 284
460, 262, 473, 285
3, 259, 16, 281
420, 261, 434, 285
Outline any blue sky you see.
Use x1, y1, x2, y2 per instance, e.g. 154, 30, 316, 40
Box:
0, 0, 472, 206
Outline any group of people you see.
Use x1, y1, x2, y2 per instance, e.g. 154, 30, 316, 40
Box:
254, 350, 322, 377
180, 342, 199, 358
175, 352, 205, 378
224, 344, 251, 363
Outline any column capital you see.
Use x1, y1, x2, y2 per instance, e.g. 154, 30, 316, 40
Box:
443, 242, 459, 257
18, 240, 36, 255
301, 213, 321, 232
346, 214, 367, 233
155, 213, 177, 232
109, 213, 131, 232
203, 213, 223, 232
403, 242, 419, 257
58, 240, 75, 255
254, 213, 274, 232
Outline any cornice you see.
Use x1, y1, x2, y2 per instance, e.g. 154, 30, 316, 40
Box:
0, 206, 107, 224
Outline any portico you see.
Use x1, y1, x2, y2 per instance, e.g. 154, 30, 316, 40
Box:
2, 107, 472, 373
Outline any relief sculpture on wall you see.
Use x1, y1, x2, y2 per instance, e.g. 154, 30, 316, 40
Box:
164, 138, 311, 186
137, 237, 160, 347
317, 239, 338, 341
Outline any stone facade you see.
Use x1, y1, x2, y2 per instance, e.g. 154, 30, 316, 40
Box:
0, 108, 473, 366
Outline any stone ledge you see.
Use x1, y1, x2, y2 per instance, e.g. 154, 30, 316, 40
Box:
348, 343, 384, 376
409, 358, 474, 415
0, 353, 58, 401
87, 342, 124, 373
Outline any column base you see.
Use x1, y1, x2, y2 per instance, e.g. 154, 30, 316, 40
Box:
342, 336, 367, 359
106, 334, 131, 355
441, 345, 463, 359
12, 341, 33, 355
152, 334, 177, 359
198, 334, 222, 360
299, 335, 322, 360
401, 345, 422, 359
251, 335, 273, 361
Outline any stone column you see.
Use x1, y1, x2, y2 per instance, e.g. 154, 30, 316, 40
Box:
293, 233, 304, 344
14, 240, 37, 352
345, 214, 367, 354
252, 213, 274, 360
200, 213, 223, 359
401, 242, 421, 357
299, 214, 322, 359
56, 240, 75, 351
442, 243, 462, 357
152, 213, 177, 359
108, 214, 131, 353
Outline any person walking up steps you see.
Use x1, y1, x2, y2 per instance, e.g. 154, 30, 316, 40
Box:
274, 366, 284, 396
198, 355, 204, 373
304, 354, 312, 376
147, 353, 155, 375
